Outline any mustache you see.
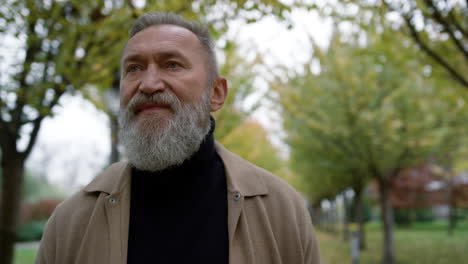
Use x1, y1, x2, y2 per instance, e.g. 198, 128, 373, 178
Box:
125, 92, 181, 115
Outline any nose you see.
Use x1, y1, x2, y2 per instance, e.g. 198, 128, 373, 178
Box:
138, 65, 165, 95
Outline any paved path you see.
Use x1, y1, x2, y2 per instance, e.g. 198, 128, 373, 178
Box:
16, 241, 40, 250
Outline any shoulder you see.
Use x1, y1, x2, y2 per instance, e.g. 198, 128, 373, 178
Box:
41, 162, 127, 243
216, 141, 310, 232
215, 142, 320, 263
53, 162, 127, 218
238, 158, 308, 223
38, 163, 127, 263
215, 141, 305, 207
37, 185, 99, 263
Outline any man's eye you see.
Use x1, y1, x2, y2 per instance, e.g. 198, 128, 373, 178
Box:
166, 62, 180, 69
128, 65, 141, 73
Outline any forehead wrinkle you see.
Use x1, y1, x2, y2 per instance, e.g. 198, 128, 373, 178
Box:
122, 53, 146, 65
155, 50, 190, 61
122, 49, 190, 66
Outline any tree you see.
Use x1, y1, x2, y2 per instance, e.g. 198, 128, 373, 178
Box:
381, 0, 468, 88
212, 40, 285, 175
213, 40, 262, 141
0, 2, 132, 262
316, 0, 467, 88
275, 30, 468, 264
220, 119, 284, 175
0, 1, 292, 263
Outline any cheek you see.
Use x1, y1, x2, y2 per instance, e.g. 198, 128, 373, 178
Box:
120, 83, 135, 107
184, 73, 209, 101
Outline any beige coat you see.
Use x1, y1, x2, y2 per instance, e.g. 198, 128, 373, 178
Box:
36, 142, 320, 264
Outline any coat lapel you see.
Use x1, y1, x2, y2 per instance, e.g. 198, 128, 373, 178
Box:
83, 162, 131, 264
214, 142, 269, 263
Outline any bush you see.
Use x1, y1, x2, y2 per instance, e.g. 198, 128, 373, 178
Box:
395, 208, 434, 226
20, 198, 62, 224
16, 220, 47, 242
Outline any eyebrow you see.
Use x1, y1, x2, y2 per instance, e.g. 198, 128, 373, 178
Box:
121, 53, 145, 66
122, 50, 189, 66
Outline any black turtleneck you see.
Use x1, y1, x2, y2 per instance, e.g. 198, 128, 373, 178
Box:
127, 119, 228, 264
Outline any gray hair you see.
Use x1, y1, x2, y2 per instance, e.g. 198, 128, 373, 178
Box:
127, 12, 219, 85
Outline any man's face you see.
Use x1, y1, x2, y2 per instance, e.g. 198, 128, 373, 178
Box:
118, 24, 215, 172
120, 24, 210, 121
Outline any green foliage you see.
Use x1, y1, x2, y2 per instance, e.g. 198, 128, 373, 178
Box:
16, 220, 46, 242
213, 40, 284, 176
394, 208, 435, 226
21, 172, 64, 202
313, 0, 468, 88
275, 26, 468, 264
275, 29, 468, 204
213, 40, 260, 140
0, 169, 64, 202
220, 120, 284, 175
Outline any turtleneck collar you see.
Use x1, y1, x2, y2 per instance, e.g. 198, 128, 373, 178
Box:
171, 115, 216, 172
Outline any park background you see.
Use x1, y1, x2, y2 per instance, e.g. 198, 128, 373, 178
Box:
1, 0, 467, 264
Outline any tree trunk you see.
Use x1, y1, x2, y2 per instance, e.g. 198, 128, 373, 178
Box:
355, 189, 366, 250
326, 204, 332, 233
0, 152, 26, 264
324, 206, 329, 232
448, 202, 457, 236
107, 74, 120, 165
311, 203, 321, 229
409, 209, 415, 226
342, 193, 350, 241
316, 207, 323, 230
447, 179, 457, 236
378, 179, 395, 264
109, 113, 120, 164
331, 200, 338, 234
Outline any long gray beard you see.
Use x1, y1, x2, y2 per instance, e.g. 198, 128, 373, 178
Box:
118, 91, 211, 172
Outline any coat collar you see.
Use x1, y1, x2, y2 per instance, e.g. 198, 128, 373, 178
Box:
214, 141, 268, 196
83, 141, 268, 197
83, 162, 131, 195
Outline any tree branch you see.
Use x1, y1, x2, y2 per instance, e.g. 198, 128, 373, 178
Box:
444, 0, 468, 38
403, 15, 468, 87
0, 118, 7, 151
424, 0, 468, 60
22, 81, 66, 158
11, 13, 41, 133
22, 116, 43, 158
383, 0, 468, 88
0, 115, 18, 154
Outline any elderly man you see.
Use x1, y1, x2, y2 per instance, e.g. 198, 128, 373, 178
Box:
36, 12, 320, 264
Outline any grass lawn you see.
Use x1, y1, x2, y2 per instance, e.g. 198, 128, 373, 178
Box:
317, 222, 468, 264
14, 248, 37, 264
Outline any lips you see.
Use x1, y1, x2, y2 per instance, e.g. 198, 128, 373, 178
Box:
135, 104, 171, 115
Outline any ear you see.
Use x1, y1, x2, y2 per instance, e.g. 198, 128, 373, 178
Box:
209, 77, 228, 112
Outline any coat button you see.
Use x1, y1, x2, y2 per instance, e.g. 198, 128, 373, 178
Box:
109, 198, 117, 204
233, 192, 241, 201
